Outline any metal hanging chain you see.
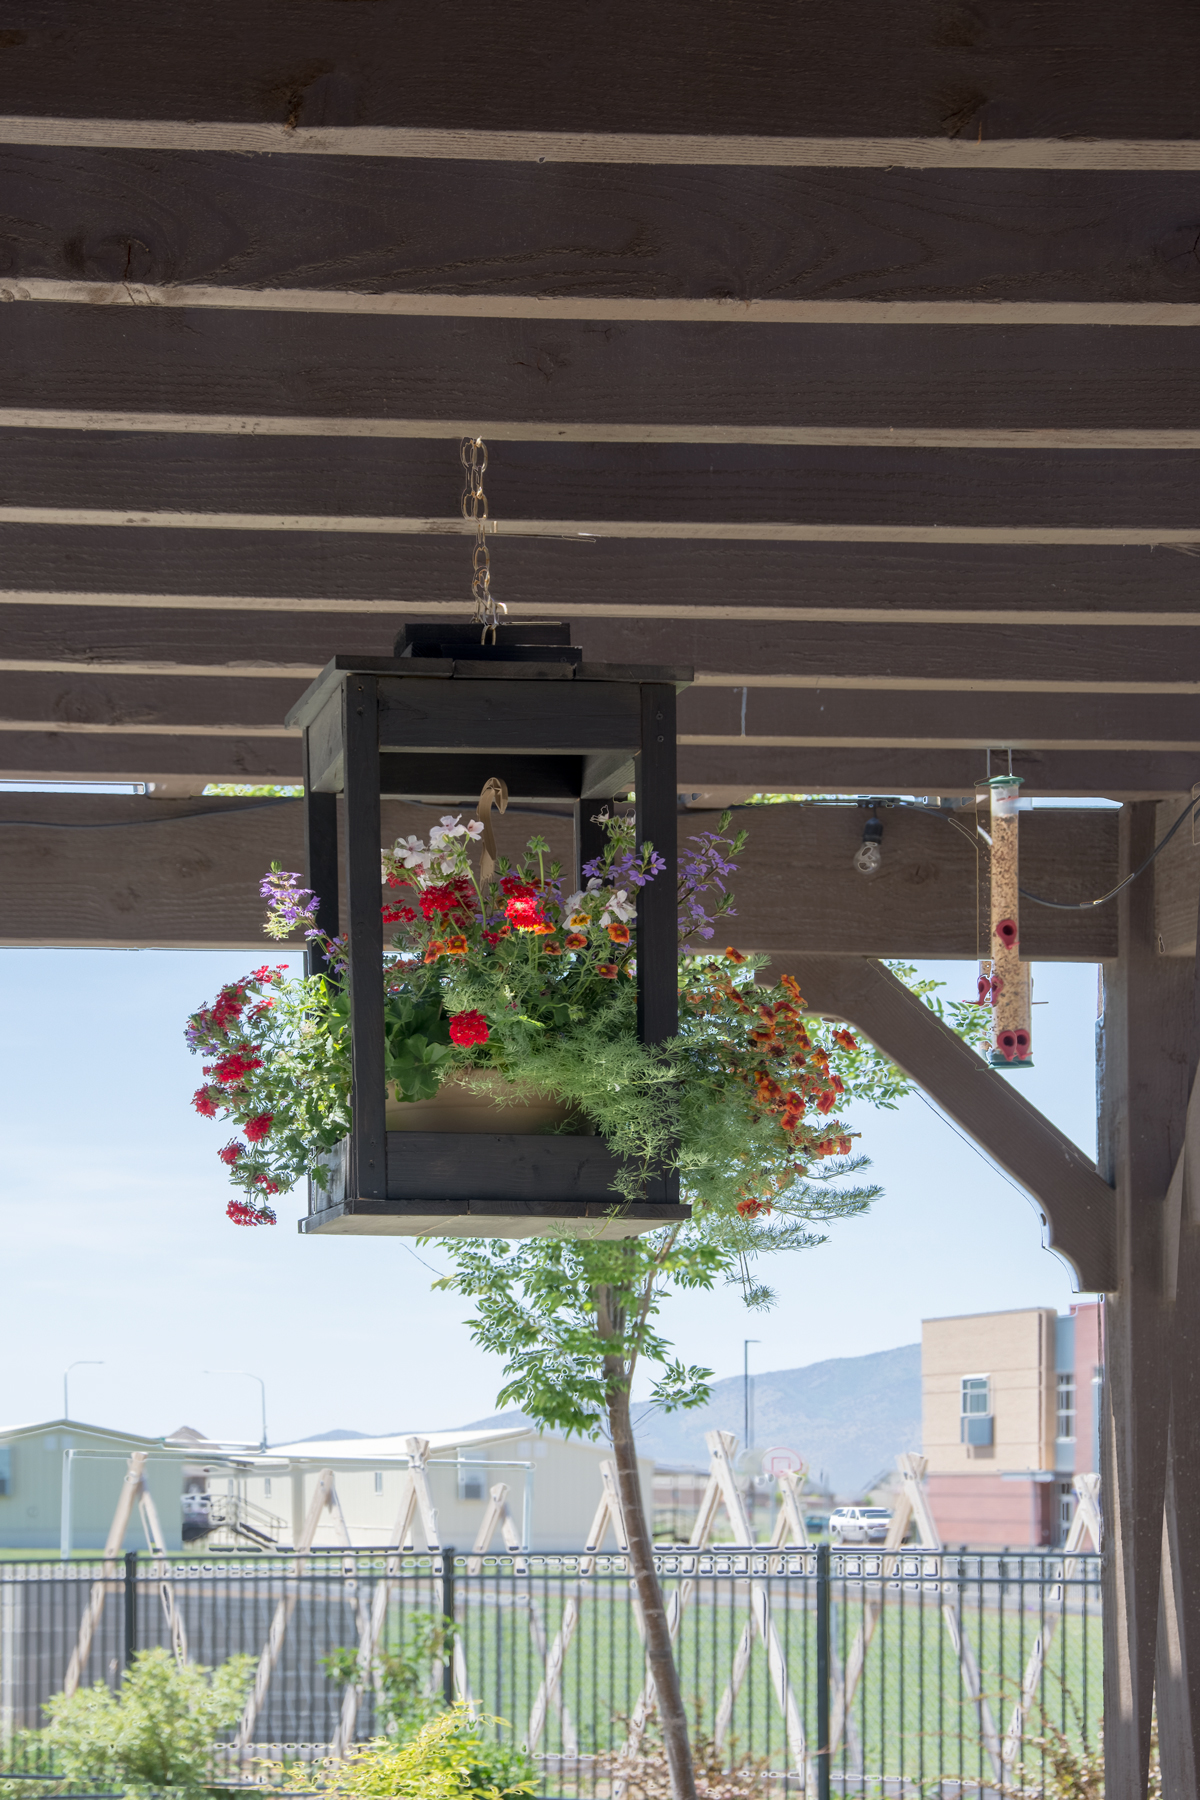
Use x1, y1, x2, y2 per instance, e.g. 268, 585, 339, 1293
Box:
460, 437, 507, 643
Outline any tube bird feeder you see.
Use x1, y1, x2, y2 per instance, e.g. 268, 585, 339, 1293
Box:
285, 619, 694, 1238
987, 775, 1033, 1068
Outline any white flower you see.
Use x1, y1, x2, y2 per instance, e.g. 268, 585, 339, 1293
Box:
465, 820, 485, 841
563, 878, 603, 913
600, 888, 636, 926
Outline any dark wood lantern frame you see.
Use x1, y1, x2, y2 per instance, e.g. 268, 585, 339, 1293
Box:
285, 623, 694, 1239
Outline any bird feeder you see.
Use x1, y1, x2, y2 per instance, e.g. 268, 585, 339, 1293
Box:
986, 775, 1033, 1068
284, 620, 694, 1238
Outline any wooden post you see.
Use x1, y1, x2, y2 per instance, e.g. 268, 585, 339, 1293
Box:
342, 676, 386, 1201
1099, 803, 1192, 1800
635, 683, 678, 1050
62, 1453, 147, 1696
302, 729, 339, 978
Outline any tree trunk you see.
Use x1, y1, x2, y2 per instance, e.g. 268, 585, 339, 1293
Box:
606, 1375, 698, 1800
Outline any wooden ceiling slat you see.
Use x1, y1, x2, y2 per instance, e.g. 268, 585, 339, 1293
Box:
1, 536, 1197, 616
3, 309, 1200, 430
3, 670, 1197, 748
4, 434, 1200, 529
6, 152, 1200, 307
2, 1, 1198, 139
5, 618, 1200, 691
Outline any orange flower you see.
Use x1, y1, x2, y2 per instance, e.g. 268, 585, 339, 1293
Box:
781, 973, 805, 1003
446, 934, 469, 955
607, 921, 631, 945
424, 941, 446, 962
569, 912, 590, 929
597, 963, 619, 980
725, 947, 746, 964
832, 1027, 858, 1051
565, 932, 588, 950
542, 939, 563, 955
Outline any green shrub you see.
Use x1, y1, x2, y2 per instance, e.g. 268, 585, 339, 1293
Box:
41, 1646, 253, 1798
268, 1704, 534, 1799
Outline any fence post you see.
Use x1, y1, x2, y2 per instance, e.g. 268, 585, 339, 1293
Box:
123, 1551, 138, 1673
441, 1549, 456, 1707
815, 1544, 831, 1800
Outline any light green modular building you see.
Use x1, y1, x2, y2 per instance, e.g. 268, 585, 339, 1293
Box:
0, 1420, 186, 1554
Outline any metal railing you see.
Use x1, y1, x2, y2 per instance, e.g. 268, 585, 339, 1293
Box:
0, 1546, 1102, 1795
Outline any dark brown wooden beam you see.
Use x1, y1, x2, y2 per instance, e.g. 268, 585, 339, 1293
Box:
5, 431, 1200, 527
1, 729, 1196, 802
6, 152, 1200, 306
1, 0, 1197, 139
3, 309, 1200, 430
763, 953, 1116, 1293
0, 794, 1118, 960
7, 608, 1200, 693
4, 534, 1199, 620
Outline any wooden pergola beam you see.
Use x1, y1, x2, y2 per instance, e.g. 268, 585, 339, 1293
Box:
771, 953, 1117, 1293
0, 796, 1134, 958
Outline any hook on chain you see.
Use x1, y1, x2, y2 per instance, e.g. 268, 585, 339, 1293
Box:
460, 438, 508, 644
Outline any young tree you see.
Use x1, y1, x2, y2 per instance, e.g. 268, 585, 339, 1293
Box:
439, 1113, 880, 1800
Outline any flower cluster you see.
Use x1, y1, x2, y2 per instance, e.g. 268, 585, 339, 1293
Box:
185, 964, 301, 1215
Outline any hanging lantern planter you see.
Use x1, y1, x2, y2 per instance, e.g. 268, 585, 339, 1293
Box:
187, 444, 868, 1241
281, 616, 693, 1237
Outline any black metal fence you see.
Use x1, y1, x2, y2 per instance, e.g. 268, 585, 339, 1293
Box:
0, 1546, 1102, 1795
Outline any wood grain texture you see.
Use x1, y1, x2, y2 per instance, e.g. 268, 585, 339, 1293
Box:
0, 726, 1195, 798
0, 794, 1118, 959
10, 610, 1200, 691
4, 537, 1199, 621
772, 954, 1116, 1292
2, 0, 1199, 139
1097, 804, 1190, 1793
2, 671, 1197, 745
3, 309, 1200, 430
8, 152, 1200, 305
7, 432, 1200, 528
682, 686, 1200, 748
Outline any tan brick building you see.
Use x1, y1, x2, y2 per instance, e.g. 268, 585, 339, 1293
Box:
922, 1303, 1102, 1548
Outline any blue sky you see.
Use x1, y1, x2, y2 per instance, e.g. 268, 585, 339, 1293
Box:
0, 947, 1096, 1447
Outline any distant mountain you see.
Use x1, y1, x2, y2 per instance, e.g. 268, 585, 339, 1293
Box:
631, 1345, 921, 1498
286, 1428, 373, 1442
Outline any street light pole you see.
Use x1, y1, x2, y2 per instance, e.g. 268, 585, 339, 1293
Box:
743, 1339, 760, 1451
63, 1361, 103, 1421
204, 1370, 268, 1452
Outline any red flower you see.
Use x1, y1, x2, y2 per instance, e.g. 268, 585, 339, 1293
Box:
449, 1010, 490, 1046
192, 1087, 219, 1118
446, 934, 469, 955
227, 1199, 276, 1227
253, 1174, 281, 1194
218, 1141, 244, 1165
736, 1198, 773, 1219
420, 884, 462, 920
382, 904, 417, 925
565, 933, 588, 950
482, 930, 502, 947
596, 963, 619, 980
506, 896, 551, 932
607, 922, 631, 945
244, 1113, 273, 1143
500, 877, 537, 900
251, 965, 271, 981
214, 1050, 263, 1084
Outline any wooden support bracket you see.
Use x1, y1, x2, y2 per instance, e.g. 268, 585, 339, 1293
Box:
770, 955, 1117, 1293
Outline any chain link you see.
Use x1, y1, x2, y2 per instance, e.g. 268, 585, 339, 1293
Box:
460, 437, 507, 643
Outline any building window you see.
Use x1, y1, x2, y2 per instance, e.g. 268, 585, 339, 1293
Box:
374, 1472, 383, 1494
960, 1375, 993, 1447
263, 1478, 272, 1498
961, 1376, 990, 1417
1056, 1373, 1076, 1441
458, 1466, 484, 1501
